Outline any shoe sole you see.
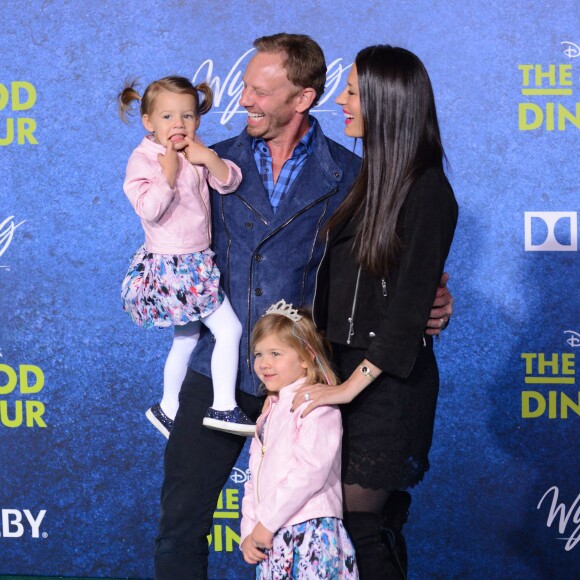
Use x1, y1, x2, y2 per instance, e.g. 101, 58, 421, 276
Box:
202, 417, 255, 437
145, 408, 171, 439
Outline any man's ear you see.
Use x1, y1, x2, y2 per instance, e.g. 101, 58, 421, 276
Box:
142, 115, 154, 133
296, 87, 317, 113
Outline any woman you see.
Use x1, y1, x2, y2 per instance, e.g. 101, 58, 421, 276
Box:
293, 45, 458, 578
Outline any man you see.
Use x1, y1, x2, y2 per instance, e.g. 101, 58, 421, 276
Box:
154, 33, 453, 579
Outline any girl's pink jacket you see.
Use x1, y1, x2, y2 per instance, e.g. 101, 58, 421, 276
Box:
240, 377, 344, 545
123, 136, 242, 254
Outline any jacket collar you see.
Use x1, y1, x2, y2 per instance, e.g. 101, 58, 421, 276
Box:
276, 376, 307, 400
140, 135, 165, 154
223, 118, 346, 226
255, 377, 307, 436
263, 376, 307, 406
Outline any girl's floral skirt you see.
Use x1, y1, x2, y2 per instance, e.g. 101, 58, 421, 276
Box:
257, 517, 358, 579
121, 245, 224, 329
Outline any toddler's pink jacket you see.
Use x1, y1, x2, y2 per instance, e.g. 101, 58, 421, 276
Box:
240, 378, 343, 545
124, 136, 242, 254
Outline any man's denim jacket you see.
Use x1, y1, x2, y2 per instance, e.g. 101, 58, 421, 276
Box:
189, 121, 360, 396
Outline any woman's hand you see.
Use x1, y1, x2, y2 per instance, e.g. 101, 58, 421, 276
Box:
291, 382, 354, 417
291, 359, 381, 417
241, 535, 268, 565
426, 272, 453, 335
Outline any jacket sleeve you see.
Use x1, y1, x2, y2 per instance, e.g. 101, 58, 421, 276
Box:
365, 170, 458, 378
240, 438, 259, 547
255, 404, 342, 534
123, 150, 175, 222
207, 158, 243, 195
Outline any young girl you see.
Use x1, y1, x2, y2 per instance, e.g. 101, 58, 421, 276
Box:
119, 76, 254, 438
241, 300, 358, 579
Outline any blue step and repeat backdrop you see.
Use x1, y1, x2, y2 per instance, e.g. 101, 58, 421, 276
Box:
1, 1, 579, 578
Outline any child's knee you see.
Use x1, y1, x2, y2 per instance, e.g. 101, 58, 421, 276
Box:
231, 316, 243, 340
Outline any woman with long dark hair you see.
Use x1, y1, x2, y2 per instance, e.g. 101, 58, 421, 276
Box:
293, 45, 458, 578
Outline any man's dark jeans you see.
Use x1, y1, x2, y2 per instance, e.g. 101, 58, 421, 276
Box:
154, 370, 264, 580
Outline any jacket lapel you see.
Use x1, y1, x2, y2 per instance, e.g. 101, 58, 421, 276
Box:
222, 132, 274, 224
271, 152, 338, 225
222, 122, 345, 227
271, 122, 345, 225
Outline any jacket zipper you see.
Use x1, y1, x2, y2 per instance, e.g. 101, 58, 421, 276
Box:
312, 231, 330, 329
346, 266, 362, 344
235, 194, 270, 226
301, 199, 330, 306
347, 274, 388, 344
244, 188, 339, 371
255, 401, 275, 504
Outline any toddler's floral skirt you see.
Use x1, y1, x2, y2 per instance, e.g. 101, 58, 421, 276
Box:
121, 245, 224, 329
257, 517, 358, 579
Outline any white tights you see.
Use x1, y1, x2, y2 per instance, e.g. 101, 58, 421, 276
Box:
160, 296, 242, 419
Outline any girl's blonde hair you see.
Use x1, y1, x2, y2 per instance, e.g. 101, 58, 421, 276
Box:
251, 307, 338, 386
118, 75, 213, 123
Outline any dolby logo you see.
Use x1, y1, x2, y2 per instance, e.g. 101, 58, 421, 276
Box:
524, 211, 578, 251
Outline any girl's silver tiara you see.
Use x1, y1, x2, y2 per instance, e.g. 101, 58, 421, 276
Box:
265, 299, 302, 322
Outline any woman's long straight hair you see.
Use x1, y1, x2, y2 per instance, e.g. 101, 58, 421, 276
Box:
326, 45, 446, 277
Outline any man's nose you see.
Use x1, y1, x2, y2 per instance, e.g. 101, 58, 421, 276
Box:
239, 86, 252, 107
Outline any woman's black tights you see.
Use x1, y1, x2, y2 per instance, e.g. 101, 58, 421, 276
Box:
343, 484, 410, 580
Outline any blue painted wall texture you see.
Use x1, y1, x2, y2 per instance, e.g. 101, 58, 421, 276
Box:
1, 1, 579, 578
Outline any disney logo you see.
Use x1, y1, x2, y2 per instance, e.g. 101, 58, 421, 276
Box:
561, 42, 580, 58
537, 486, 580, 551
229, 467, 251, 484
192, 49, 353, 124
564, 330, 580, 348
0, 216, 26, 260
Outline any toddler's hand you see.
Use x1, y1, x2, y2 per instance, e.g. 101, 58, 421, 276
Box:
241, 535, 268, 565
182, 136, 212, 166
157, 140, 179, 188
251, 522, 274, 550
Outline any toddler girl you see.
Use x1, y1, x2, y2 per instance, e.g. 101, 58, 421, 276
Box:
119, 76, 254, 438
241, 299, 358, 578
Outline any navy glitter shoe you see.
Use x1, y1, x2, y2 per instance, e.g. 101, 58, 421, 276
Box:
145, 403, 174, 439
202, 406, 255, 437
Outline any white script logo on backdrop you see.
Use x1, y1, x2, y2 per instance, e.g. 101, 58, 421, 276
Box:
524, 211, 578, 251
192, 49, 352, 124
0, 509, 46, 539
0, 215, 26, 270
537, 486, 580, 551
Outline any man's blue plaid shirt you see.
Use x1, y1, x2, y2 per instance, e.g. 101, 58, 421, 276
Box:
251, 118, 317, 212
